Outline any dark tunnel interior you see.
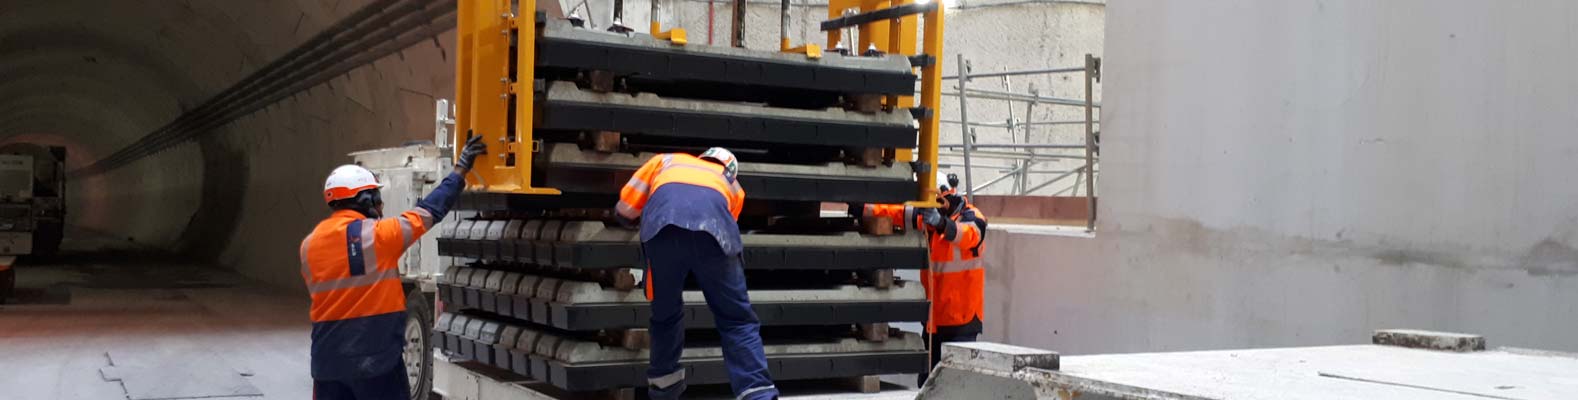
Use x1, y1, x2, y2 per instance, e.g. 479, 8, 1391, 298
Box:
0, 0, 457, 288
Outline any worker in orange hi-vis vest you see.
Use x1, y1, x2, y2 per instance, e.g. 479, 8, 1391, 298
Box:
613, 147, 777, 400
299, 135, 487, 400
863, 172, 987, 385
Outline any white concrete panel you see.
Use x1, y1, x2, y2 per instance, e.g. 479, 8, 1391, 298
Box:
984, 0, 1578, 355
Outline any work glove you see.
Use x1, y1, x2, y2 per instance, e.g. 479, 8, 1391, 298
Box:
917, 208, 948, 232
456, 134, 488, 172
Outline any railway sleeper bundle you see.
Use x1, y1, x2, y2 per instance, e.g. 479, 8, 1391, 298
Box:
534, 17, 916, 109
436, 267, 924, 331
534, 144, 917, 204
435, 218, 927, 271
433, 312, 927, 392
430, 14, 936, 395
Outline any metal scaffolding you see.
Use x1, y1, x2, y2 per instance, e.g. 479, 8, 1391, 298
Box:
935, 53, 1101, 230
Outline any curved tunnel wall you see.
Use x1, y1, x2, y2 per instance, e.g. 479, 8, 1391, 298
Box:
0, 0, 454, 290
2, 0, 1087, 292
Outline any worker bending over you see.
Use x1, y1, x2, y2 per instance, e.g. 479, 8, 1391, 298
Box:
866, 173, 988, 384
614, 148, 778, 400
299, 135, 487, 399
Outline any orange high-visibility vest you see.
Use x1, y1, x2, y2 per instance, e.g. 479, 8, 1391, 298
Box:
300, 208, 433, 322
299, 207, 435, 379
618, 153, 745, 301
616, 153, 744, 221
865, 203, 987, 332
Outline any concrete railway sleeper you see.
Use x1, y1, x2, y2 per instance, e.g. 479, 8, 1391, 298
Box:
534, 18, 917, 103
533, 82, 917, 151
433, 313, 927, 392
433, 267, 926, 330
435, 218, 927, 271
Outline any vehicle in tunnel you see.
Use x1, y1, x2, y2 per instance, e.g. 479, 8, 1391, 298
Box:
0, 142, 65, 302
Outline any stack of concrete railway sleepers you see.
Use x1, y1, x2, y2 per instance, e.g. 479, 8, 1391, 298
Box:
432, 15, 930, 396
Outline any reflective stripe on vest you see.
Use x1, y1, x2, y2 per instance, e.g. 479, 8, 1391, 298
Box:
307, 268, 400, 294
303, 211, 414, 324
307, 219, 400, 295
618, 153, 743, 219
925, 207, 986, 332
616, 200, 641, 220
655, 155, 739, 197
412, 207, 435, 228
932, 258, 983, 273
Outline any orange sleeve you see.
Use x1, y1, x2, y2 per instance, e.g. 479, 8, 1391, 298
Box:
728, 181, 745, 220
950, 220, 983, 249
616, 155, 665, 221
949, 206, 987, 249
371, 209, 432, 270
863, 204, 911, 228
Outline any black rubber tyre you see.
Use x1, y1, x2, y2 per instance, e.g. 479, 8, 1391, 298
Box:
404, 288, 434, 400
0, 267, 14, 305
34, 222, 63, 258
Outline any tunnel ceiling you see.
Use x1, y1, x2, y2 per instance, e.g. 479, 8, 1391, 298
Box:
0, 0, 324, 160
0, 0, 462, 255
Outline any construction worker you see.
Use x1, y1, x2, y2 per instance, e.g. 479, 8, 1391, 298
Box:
613, 148, 778, 400
864, 172, 987, 384
300, 135, 488, 400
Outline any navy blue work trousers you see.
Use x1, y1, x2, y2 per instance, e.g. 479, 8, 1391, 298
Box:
313, 361, 409, 400
643, 226, 777, 400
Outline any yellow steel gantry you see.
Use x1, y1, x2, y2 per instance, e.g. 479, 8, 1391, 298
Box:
454, 0, 944, 205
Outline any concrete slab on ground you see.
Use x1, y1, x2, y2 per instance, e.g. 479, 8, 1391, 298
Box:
0, 259, 311, 400
100, 356, 263, 399
1045, 344, 1578, 399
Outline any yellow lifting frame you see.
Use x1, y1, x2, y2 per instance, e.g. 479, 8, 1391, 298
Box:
457, 0, 941, 205
456, 0, 559, 195
826, 0, 944, 207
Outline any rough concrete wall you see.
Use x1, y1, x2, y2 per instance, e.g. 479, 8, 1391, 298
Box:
0, 0, 450, 287
0, 0, 322, 250
213, 12, 457, 289
984, 0, 1578, 354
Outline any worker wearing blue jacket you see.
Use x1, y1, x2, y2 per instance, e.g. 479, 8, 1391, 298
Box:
614, 147, 778, 400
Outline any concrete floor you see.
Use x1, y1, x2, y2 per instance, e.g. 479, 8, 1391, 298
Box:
0, 252, 920, 400
0, 256, 311, 400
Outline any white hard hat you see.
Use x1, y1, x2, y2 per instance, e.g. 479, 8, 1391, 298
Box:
699, 147, 739, 181
323, 165, 382, 204
936, 171, 952, 193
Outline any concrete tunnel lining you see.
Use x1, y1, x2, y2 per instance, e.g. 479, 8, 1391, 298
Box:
0, 0, 444, 269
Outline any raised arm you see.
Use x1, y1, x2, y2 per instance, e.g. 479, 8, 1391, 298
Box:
368, 134, 488, 263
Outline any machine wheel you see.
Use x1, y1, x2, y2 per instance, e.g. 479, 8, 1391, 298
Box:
0, 266, 14, 304
34, 222, 63, 258
404, 288, 434, 400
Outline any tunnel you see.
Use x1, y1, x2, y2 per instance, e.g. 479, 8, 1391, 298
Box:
0, 0, 457, 289
0, 0, 1112, 398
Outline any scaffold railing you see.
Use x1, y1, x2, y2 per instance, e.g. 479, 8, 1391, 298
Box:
931, 53, 1100, 230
